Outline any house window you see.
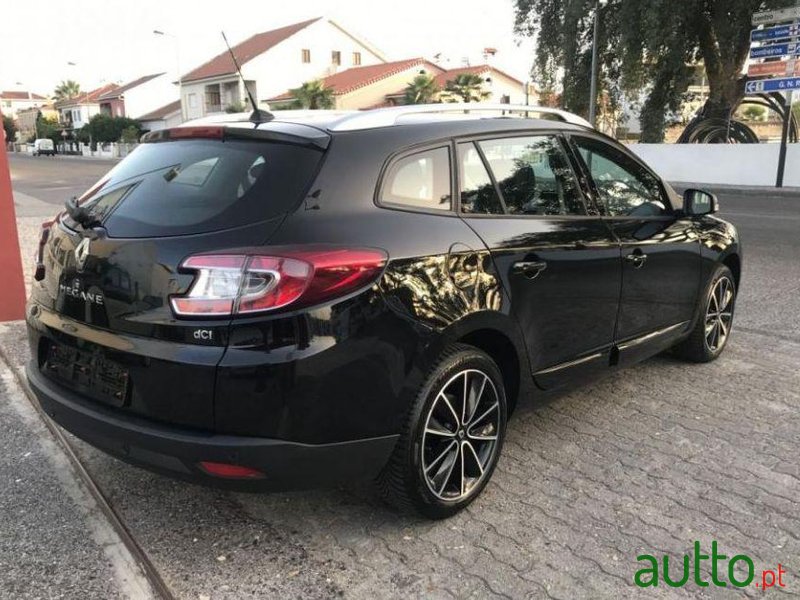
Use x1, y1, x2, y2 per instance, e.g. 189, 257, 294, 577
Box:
332, 51, 341, 66
352, 52, 362, 66
301, 49, 311, 63
187, 93, 198, 108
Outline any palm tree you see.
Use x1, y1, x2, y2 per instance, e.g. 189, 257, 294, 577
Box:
54, 80, 81, 100
403, 74, 441, 105
443, 73, 491, 103
290, 80, 334, 109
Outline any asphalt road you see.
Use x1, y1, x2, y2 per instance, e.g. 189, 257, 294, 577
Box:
9, 154, 118, 206
3, 153, 800, 599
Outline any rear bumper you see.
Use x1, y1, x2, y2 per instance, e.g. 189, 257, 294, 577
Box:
26, 362, 398, 491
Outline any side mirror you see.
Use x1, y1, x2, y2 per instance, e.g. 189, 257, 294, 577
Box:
683, 189, 718, 216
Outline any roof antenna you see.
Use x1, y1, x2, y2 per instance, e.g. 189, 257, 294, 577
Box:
221, 31, 274, 125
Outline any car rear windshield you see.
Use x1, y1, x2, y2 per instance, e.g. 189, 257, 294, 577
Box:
71, 139, 324, 238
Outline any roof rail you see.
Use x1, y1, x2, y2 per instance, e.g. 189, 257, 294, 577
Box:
327, 103, 592, 131
182, 109, 357, 126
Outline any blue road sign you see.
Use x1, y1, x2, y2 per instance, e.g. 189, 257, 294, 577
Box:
745, 76, 800, 94
750, 42, 800, 59
751, 24, 800, 42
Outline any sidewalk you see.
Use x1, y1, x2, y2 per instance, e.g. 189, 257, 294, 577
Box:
0, 322, 154, 600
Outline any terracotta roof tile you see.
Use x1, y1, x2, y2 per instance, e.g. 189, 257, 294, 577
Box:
434, 64, 524, 88
136, 99, 181, 121
182, 18, 321, 83
54, 83, 120, 108
269, 58, 442, 101
98, 74, 164, 100
0, 91, 47, 100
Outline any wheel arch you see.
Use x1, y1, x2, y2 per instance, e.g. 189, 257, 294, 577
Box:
722, 252, 741, 290
438, 311, 532, 415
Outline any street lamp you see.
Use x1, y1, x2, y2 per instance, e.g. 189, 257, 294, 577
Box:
154, 30, 184, 121
588, 0, 607, 127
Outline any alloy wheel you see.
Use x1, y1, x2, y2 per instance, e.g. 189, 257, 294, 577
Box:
705, 276, 734, 353
421, 369, 500, 502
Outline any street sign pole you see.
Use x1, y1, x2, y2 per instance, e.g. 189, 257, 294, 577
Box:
776, 89, 793, 188
750, 4, 800, 188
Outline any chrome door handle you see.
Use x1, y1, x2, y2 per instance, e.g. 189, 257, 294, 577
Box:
625, 252, 648, 268
513, 260, 547, 279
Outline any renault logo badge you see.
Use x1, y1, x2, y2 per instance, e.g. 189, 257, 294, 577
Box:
75, 238, 91, 271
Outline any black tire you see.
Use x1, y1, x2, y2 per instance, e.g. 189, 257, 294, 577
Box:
674, 264, 736, 362
377, 343, 507, 519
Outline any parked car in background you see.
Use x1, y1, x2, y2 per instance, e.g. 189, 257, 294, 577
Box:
32, 138, 55, 156
25, 104, 741, 519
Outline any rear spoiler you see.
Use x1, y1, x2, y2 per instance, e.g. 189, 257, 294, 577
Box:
141, 123, 330, 150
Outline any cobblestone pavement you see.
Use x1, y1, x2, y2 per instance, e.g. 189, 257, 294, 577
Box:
3, 168, 799, 599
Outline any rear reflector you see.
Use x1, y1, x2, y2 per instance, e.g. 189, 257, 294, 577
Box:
199, 461, 265, 479
171, 246, 387, 318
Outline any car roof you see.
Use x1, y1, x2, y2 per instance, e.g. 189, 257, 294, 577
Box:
184, 104, 591, 140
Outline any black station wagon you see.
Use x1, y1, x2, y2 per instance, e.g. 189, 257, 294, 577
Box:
26, 104, 741, 518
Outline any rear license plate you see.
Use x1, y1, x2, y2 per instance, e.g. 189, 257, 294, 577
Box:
44, 341, 130, 407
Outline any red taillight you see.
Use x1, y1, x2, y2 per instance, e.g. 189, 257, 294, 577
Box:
169, 126, 224, 139
142, 126, 224, 143
171, 246, 387, 318
198, 461, 265, 479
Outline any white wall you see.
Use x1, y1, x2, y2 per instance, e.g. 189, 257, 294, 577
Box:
628, 143, 800, 187
140, 110, 182, 132
123, 75, 178, 119
59, 104, 101, 129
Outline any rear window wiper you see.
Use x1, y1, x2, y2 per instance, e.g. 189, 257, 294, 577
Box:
64, 197, 101, 229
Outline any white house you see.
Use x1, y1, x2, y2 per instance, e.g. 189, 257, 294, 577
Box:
270, 60, 535, 111
54, 83, 119, 129
179, 17, 386, 120
1, 90, 49, 119
433, 65, 533, 105
96, 73, 177, 119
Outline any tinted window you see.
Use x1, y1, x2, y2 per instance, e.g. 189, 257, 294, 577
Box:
458, 142, 503, 215
573, 137, 667, 217
72, 139, 323, 238
381, 147, 451, 211
478, 136, 585, 216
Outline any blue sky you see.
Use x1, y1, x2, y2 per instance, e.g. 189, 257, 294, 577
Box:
2, 0, 536, 95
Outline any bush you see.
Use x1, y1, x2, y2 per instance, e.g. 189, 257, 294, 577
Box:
81, 114, 142, 143
119, 125, 141, 143
2, 115, 17, 142
740, 105, 766, 121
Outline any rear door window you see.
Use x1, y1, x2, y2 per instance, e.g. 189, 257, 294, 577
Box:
73, 139, 323, 237
457, 142, 504, 215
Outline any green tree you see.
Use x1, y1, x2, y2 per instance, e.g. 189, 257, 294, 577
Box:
514, 0, 795, 141
54, 80, 81, 100
119, 125, 141, 143
224, 101, 247, 113
290, 80, 335, 109
443, 73, 491, 103
79, 114, 141, 143
2, 115, 17, 142
35, 115, 62, 144
404, 74, 441, 104
741, 105, 766, 121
